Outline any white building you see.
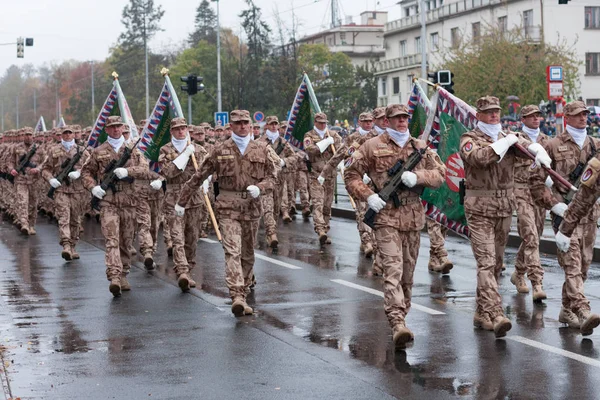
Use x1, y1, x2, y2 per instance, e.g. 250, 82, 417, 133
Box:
375, 0, 600, 107
297, 11, 388, 67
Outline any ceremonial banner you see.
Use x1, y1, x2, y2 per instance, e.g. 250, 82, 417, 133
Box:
87, 72, 139, 148
283, 73, 321, 149
34, 116, 47, 133
138, 69, 184, 171
407, 80, 432, 139
56, 116, 66, 128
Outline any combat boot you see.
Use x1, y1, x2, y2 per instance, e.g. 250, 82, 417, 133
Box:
473, 310, 494, 331
282, 213, 292, 224
363, 242, 374, 258
243, 303, 254, 315
578, 309, 600, 336
438, 256, 453, 274
109, 278, 121, 297
267, 234, 278, 249
302, 208, 311, 221
71, 251, 80, 260
120, 274, 131, 291
318, 232, 328, 245
492, 315, 512, 338
428, 256, 439, 272
129, 247, 137, 256
178, 273, 190, 292
143, 252, 155, 271
167, 244, 173, 257
392, 322, 413, 350
189, 277, 197, 288
290, 206, 297, 215
28, 227, 36, 235
61, 245, 73, 261
20, 225, 29, 235
510, 271, 530, 294
532, 284, 547, 303
231, 298, 246, 317
558, 307, 580, 329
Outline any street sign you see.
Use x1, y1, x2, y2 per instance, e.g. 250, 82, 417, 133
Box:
547, 65, 563, 82
214, 112, 229, 126
253, 111, 264, 123
548, 82, 564, 99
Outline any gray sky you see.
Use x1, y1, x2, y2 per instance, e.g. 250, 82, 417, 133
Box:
0, 0, 401, 76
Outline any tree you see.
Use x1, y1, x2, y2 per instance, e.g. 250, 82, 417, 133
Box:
189, 0, 217, 46
119, 0, 165, 50
354, 62, 378, 112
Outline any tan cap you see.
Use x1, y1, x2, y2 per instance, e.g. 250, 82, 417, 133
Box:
476, 96, 502, 112
314, 112, 328, 123
105, 116, 124, 127
521, 105, 541, 117
266, 116, 279, 125
385, 104, 409, 118
359, 112, 373, 122
22, 127, 34, 135
192, 125, 205, 134
372, 107, 386, 119
215, 126, 224, 132
565, 101, 589, 116
230, 110, 251, 123
170, 117, 187, 129
224, 123, 231, 129
60, 126, 74, 134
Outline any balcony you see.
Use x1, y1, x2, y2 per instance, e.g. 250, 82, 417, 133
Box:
329, 43, 385, 55
517, 25, 542, 44
375, 53, 422, 74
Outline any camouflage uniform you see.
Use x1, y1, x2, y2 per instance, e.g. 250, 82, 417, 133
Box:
178, 110, 277, 315
426, 220, 452, 274
344, 104, 445, 348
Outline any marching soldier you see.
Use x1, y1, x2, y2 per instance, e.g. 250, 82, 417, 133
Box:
344, 104, 446, 349
159, 117, 208, 291
81, 116, 153, 297
530, 101, 600, 335
176, 110, 277, 315
461, 96, 552, 338
304, 112, 343, 244
426, 221, 453, 274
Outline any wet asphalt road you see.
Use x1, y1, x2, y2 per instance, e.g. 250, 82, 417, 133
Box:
1, 212, 600, 399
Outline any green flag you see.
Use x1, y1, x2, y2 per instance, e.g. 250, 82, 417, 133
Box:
283, 73, 321, 149
408, 80, 432, 139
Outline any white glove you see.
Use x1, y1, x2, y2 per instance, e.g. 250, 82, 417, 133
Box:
363, 174, 371, 184
279, 159, 285, 167
92, 185, 106, 199
68, 170, 81, 181
545, 176, 554, 188
555, 231, 571, 253
317, 175, 325, 185
490, 134, 518, 161
207, 174, 213, 183
184, 144, 195, 156
175, 204, 185, 217
173, 151, 192, 170
367, 193, 386, 213
114, 168, 128, 179
551, 202, 568, 217
316, 136, 334, 153
401, 171, 417, 188
247, 185, 260, 198
528, 143, 551, 168
49, 178, 61, 189
202, 179, 210, 194
150, 179, 163, 191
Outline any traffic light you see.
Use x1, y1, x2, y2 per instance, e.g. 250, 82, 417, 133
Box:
16, 37, 24, 58
440, 70, 455, 94
25, 38, 34, 46
180, 74, 205, 96
427, 71, 438, 84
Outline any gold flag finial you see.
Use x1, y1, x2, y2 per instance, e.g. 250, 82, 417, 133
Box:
161, 67, 169, 76
111, 71, 119, 79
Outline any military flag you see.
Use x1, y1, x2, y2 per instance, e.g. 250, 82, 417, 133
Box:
87, 72, 139, 148
56, 116, 66, 128
407, 80, 433, 139
283, 73, 321, 149
34, 116, 47, 133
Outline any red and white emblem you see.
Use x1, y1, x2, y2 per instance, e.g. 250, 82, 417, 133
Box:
463, 142, 473, 152
582, 168, 593, 182
347, 146, 355, 156
445, 153, 465, 192
303, 138, 312, 148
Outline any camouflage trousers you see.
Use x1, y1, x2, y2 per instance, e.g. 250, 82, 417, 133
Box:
355, 199, 373, 246
427, 220, 448, 269
555, 220, 596, 314
466, 212, 511, 319
15, 183, 38, 230
54, 191, 86, 247
172, 206, 205, 275
308, 172, 334, 234
137, 195, 163, 256
514, 190, 545, 285
100, 204, 136, 280
295, 171, 310, 211
261, 191, 277, 236
285, 171, 296, 211
163, 211, 174, 249
220, 218, 259, 300
375, 227, 420, 327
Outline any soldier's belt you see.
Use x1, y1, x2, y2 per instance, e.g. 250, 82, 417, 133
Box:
465, 188, 513, 198
393, 196, 420, 206
218, 189, 249, 200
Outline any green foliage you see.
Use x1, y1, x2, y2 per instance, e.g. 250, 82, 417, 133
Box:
188, 0, 217, 46
119, 0, 165, 49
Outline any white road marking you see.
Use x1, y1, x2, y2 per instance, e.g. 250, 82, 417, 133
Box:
330, 279, 446, 315
199, 238, 302, 269
200, 238, 219, 244
507, 336, 600, 368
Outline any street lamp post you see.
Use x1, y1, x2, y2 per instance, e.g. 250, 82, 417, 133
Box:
212, 0, 222, 112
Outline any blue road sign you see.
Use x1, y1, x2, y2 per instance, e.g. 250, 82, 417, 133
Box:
253, 111, 265, 123
214, 112, 229, 126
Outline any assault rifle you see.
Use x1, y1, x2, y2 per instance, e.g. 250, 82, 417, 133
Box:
47, 146, 85, 199
91, 138, 141, 211
7, 144, 38, 183
363, 146, 426, 229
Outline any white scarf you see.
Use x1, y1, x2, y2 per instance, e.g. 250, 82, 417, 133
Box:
314, 127, 327, 139
386, 128, 409, 148
374, 125, 385, 135
566, 125, 587, 149
61, 138, 75, 151
232, 132, 252, 155
477, 121, 502, 142
358, 127, 370, 136
171, 136, 188, 153
522, 126, 540, 143
266, 129, 279, 144
107, 135, 125, 153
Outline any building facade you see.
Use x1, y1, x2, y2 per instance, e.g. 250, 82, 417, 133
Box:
375, 0, 600, 107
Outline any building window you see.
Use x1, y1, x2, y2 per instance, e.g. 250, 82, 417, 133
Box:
381, 77, 387, 96
328, 37, 333, 46
523, 9, 533, 27
585, 7, 600, 29
498, 16, 507, 32
472, 22, 481, 44
415, 36, 422, 53
400, 40, 407, 56
587, 99, 600, 106
340, 32, 346, 40
430, 32, 439, 51
393, 77, 400, 94
451, 27, 460, 48
586, 53, 600, 75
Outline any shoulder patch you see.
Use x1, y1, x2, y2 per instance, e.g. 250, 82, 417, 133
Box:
463, 141, 473, 153
303, 137, 312, 148
581, 158, 600, 187
347, 146, 356, 156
